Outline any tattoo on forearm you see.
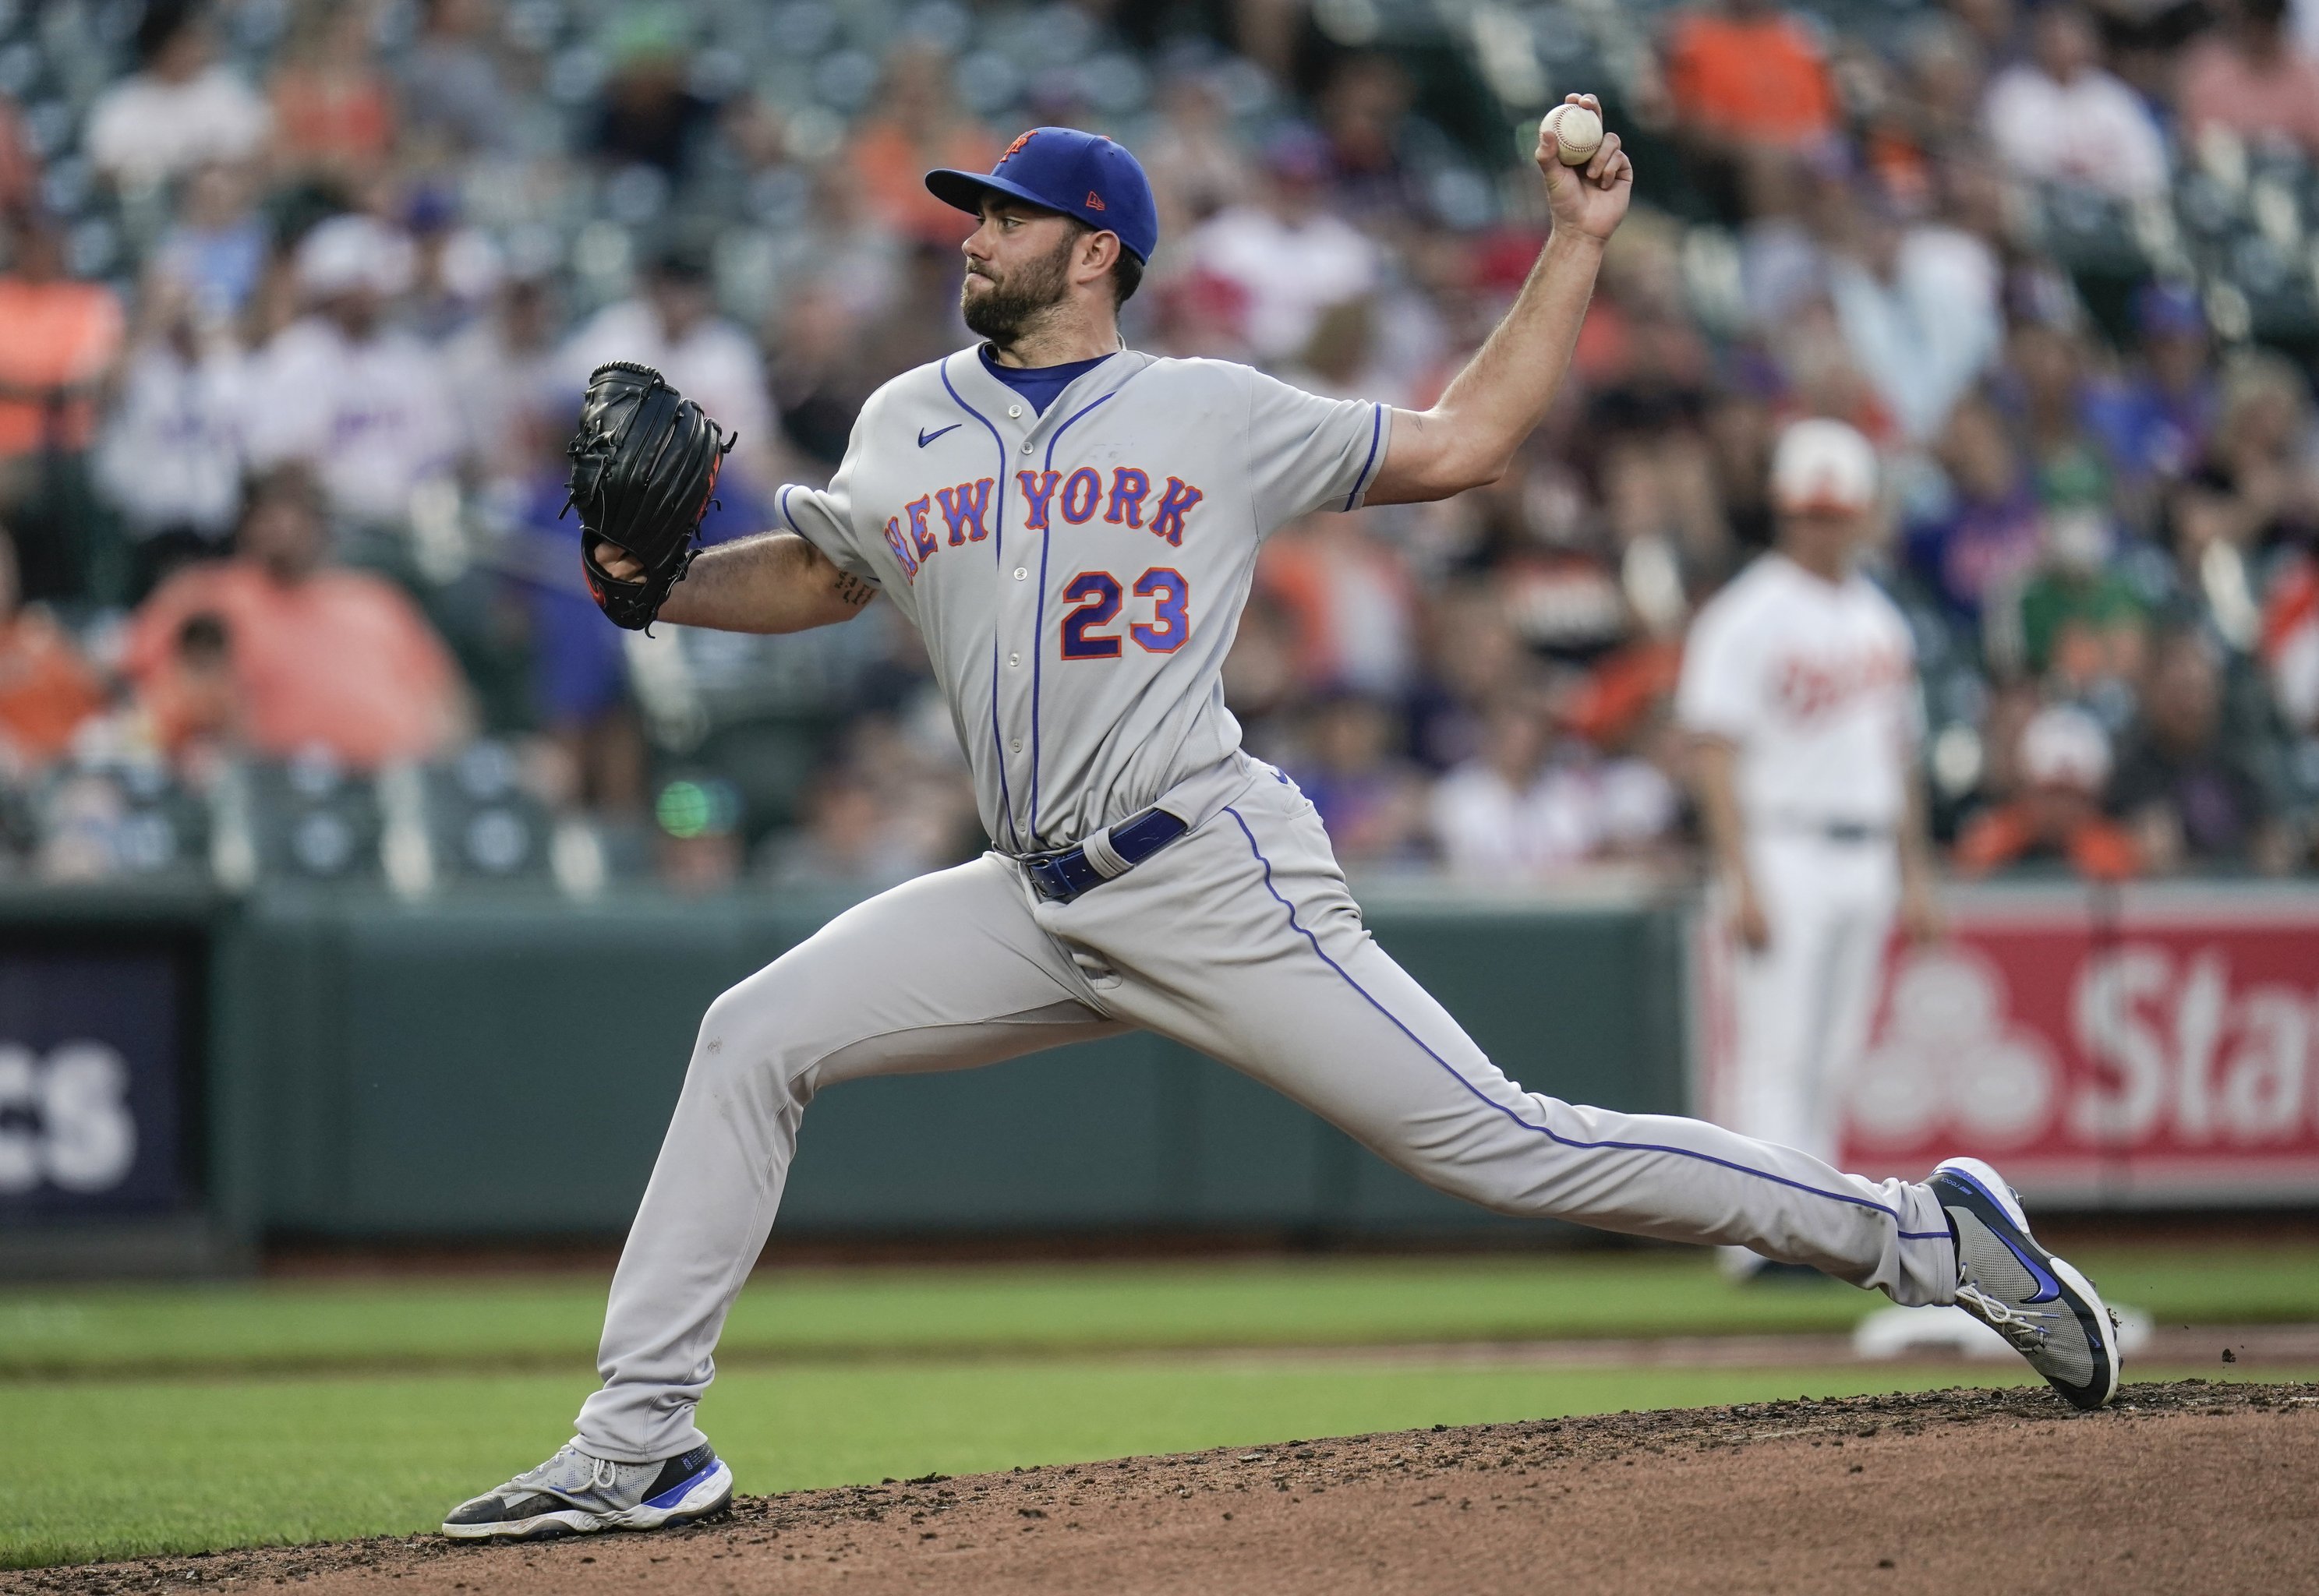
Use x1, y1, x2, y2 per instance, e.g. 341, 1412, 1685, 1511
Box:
831, 571, 877, 609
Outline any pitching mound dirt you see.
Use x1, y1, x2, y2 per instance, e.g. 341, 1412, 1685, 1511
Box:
11, 1379, 2314, 1596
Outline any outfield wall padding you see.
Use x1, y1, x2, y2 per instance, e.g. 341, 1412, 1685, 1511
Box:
214, 884, 1688, 1238
186, 881, 1683, 1240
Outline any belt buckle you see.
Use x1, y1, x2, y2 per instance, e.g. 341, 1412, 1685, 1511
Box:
1023, 851, 1077, 904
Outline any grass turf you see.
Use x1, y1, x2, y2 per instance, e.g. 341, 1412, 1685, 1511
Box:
2, 1245, 2313, 1378
6, 1245, 2314, 1569
4, 1361, 2303, 1570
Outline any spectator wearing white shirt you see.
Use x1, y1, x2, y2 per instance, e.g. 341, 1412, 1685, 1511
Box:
1184, 125, 1384, 365
557, 242, 782, 490
1562, 744, 1683, 861
242, 216, 460, 535
86, 2, 270, 190
1981, 5, 2169, 201
442, 272, 562, 496
1430, 697, 1596, 878
1826, 196, 2003, 444
94, 272, 249, 595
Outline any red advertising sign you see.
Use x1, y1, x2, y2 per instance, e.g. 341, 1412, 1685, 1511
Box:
1700, 885, 2319, 1205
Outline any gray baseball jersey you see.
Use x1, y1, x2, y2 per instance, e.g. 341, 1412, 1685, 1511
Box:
775, 348, 1388, 850
572, 345, 1965, 1465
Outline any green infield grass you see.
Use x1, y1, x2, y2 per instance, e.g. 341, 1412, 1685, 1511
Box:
1, 1244, 2312, 1379
5, 1245, 2315, 1569
3, 1360, 2304, 1570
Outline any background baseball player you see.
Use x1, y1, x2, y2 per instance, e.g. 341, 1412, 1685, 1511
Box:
1677, 420, 1946, 1280
444, 104, 2118, 1544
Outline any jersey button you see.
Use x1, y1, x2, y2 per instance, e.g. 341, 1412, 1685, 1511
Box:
1020, 440, 1033, 454
1013, 567, 1027, 580
1011, 739, 1023, 751
1007, 404, 1023, 419
1009, 652, 1020, 666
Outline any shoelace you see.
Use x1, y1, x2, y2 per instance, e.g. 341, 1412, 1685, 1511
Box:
1956, 1283, 2058, 1352
514, 1448, 622, 1500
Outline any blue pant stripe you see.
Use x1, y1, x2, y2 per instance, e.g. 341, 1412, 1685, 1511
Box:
1221, 805, 1949, 1241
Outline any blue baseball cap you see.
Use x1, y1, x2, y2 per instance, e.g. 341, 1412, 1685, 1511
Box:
926, 126, 1159, 264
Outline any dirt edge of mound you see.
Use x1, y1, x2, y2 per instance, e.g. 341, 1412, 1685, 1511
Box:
8, 1379, 2312, 1594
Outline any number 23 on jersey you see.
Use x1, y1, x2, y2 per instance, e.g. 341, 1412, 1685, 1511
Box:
1060, 567, 1189, 659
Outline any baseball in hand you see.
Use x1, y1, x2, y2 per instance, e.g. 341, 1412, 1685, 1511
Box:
1543, 103, 1603, 166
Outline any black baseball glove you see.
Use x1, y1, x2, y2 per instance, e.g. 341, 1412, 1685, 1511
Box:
566, 361, 734, 631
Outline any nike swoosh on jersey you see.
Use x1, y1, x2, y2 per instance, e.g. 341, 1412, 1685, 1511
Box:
918, 424, 962, 448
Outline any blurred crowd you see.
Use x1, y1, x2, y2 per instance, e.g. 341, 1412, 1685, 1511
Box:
2, 0, 2318, 892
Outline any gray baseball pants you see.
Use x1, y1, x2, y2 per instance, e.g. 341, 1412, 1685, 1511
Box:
575, 768, 1960, 1463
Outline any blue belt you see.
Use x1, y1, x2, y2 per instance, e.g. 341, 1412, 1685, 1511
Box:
1021, 807, 1189, 904
1817, 821, 1886, 845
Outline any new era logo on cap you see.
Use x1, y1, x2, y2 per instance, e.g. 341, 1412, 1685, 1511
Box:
924, 126, 1159, 263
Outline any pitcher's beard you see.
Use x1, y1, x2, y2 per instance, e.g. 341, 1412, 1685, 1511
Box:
961, 235, 1076, 344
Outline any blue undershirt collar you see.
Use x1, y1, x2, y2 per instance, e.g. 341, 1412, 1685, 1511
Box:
978, 345, 1115, 416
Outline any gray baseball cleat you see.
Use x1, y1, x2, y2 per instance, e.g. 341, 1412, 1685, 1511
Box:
1929, 1156, 2120, 1410
442, 1440, 733, 1541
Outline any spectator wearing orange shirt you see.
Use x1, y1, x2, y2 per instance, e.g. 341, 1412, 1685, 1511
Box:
125, 466, 468, 770
1660, 0, 1842, 224
0, 523, 105, 773
1257, 510, 1419, 698
268, 0, 398, 184
849, 42, 1000, 248
0, 214, 127, 458
1954, 703, 2140, 879
0, 214, 126, 599
1665, 0, 1840, 147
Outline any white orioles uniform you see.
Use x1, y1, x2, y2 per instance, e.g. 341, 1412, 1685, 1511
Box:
1678, 551, 1921, 1174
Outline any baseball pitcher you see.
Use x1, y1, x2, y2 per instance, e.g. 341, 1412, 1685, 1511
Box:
445, 103, 2117, 1543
